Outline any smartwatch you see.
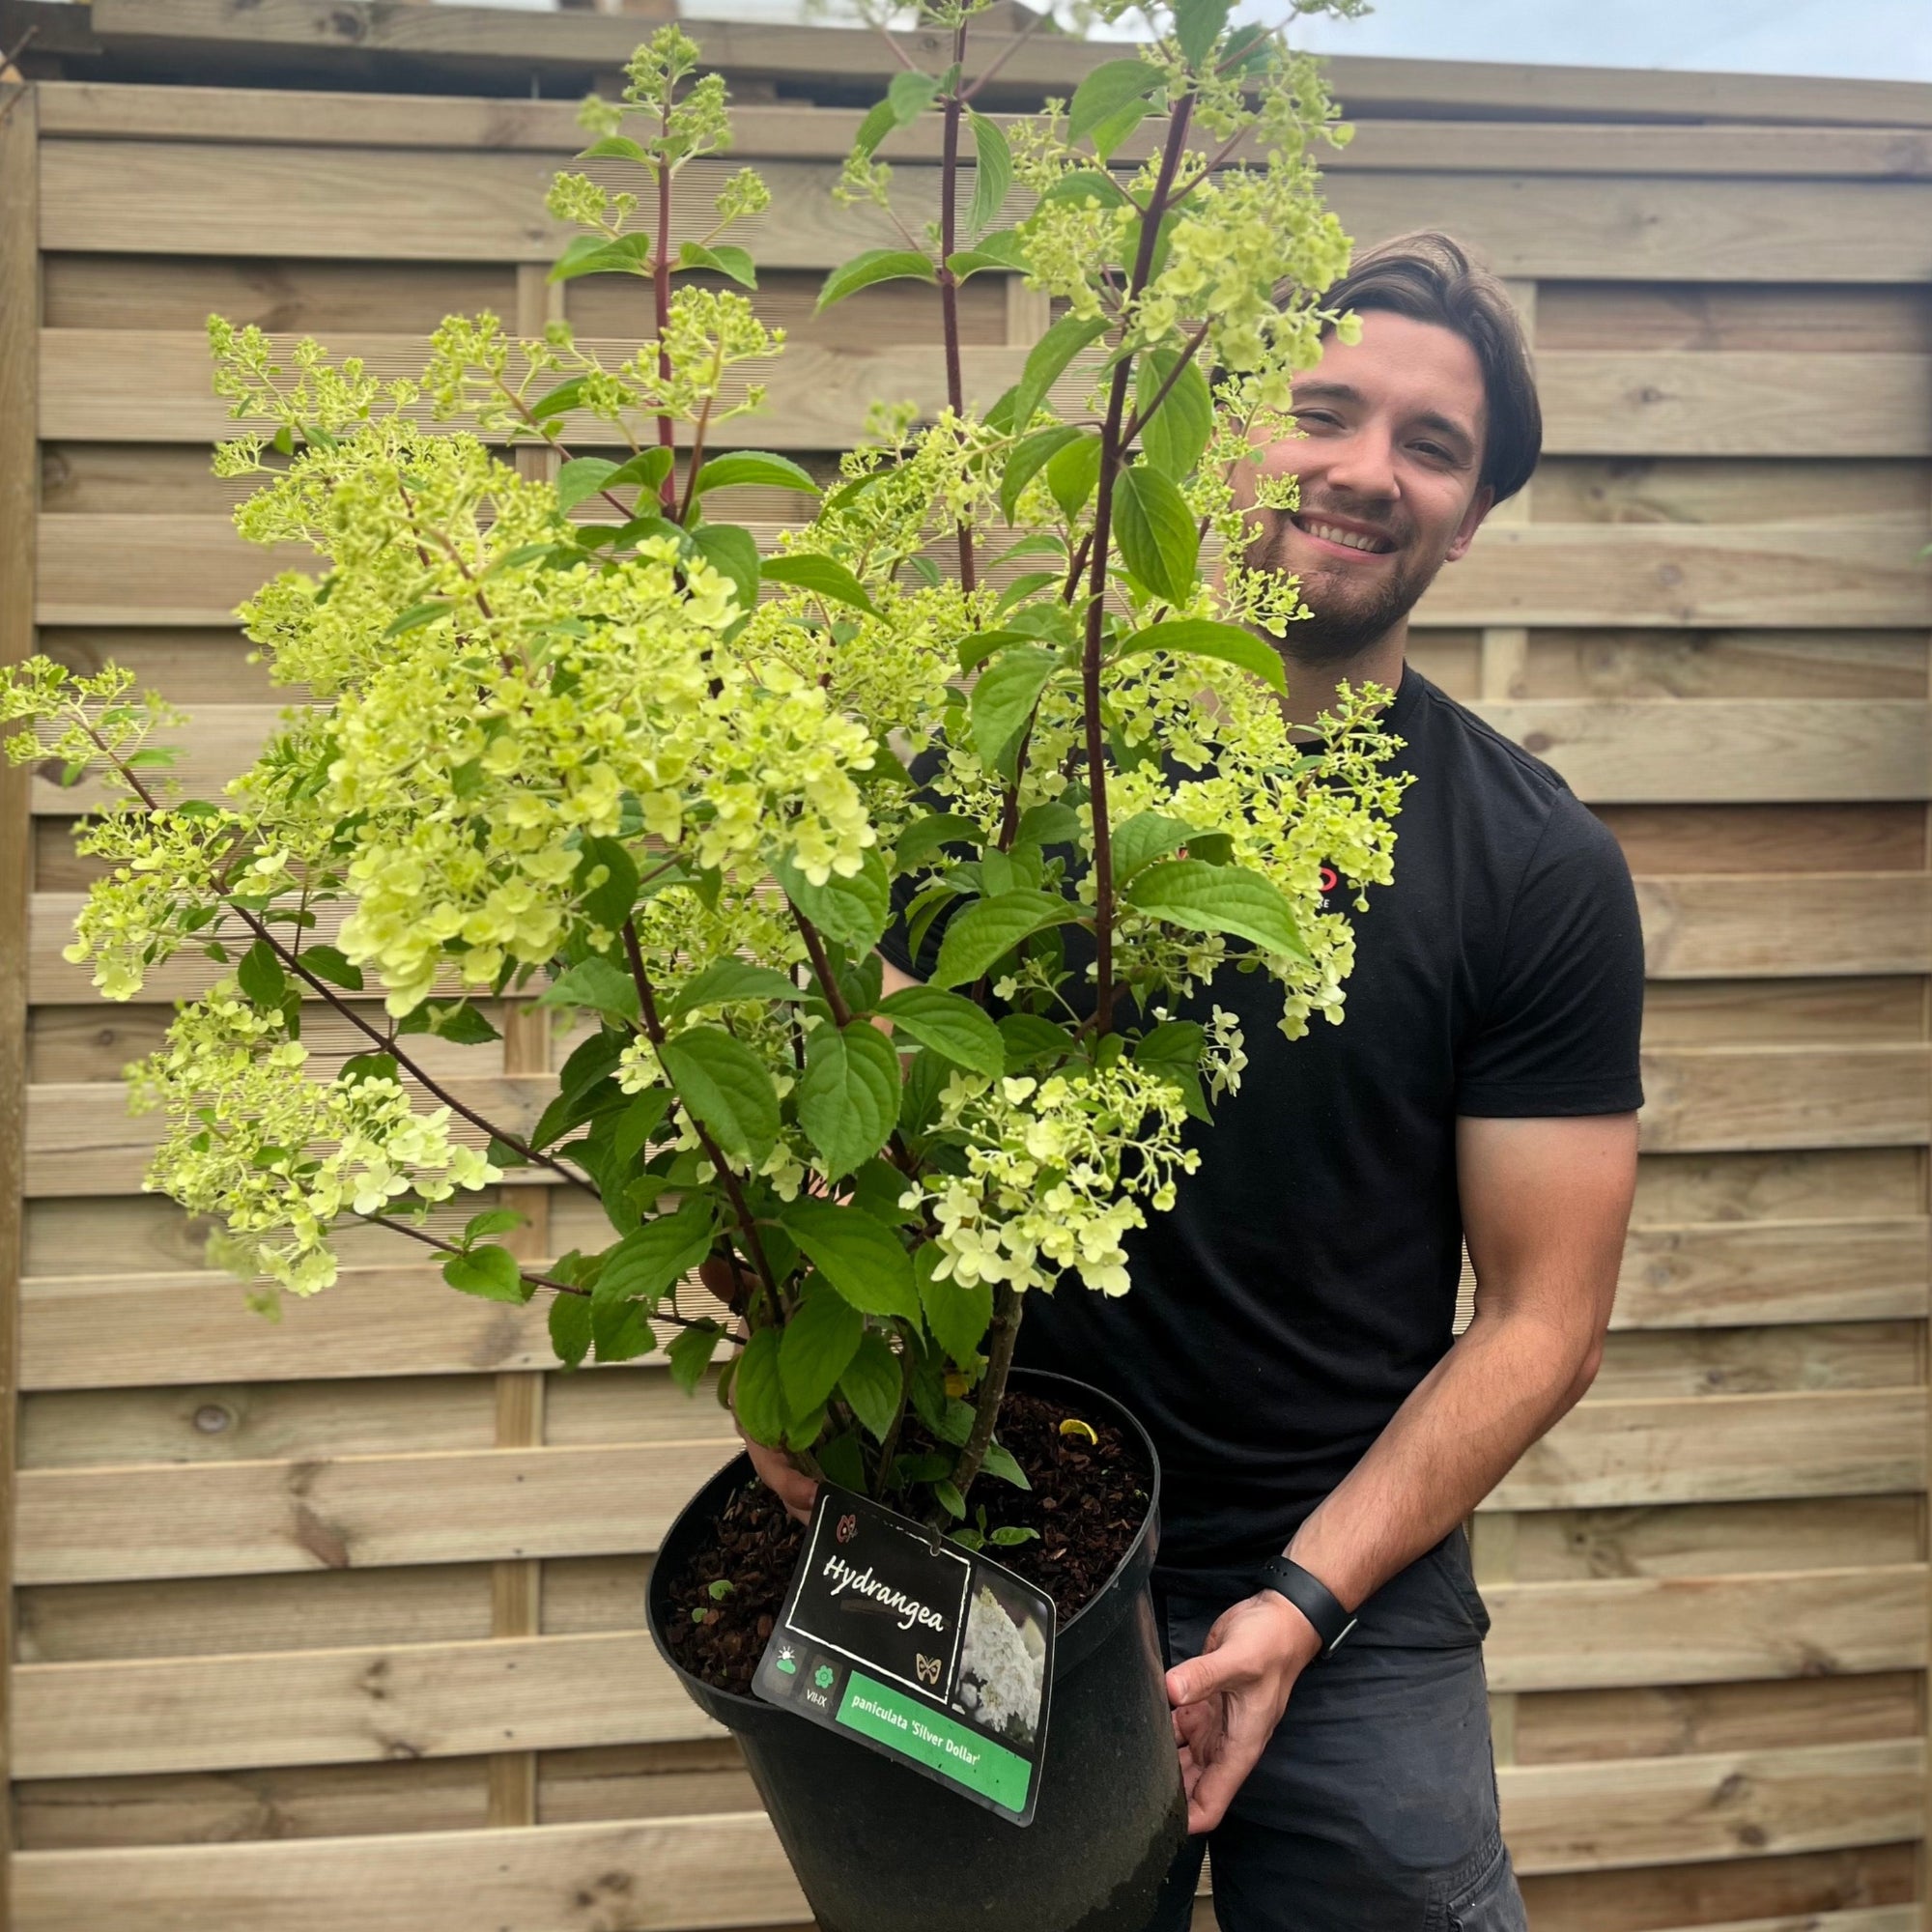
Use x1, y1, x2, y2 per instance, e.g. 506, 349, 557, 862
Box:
1257, 1555, 1357, 1655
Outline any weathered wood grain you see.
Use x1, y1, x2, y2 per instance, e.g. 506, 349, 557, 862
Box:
1635, 877, 1931, 979
1637, 1047, 1932, 1152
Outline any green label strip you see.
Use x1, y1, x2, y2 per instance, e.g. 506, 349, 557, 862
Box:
836, 1670, 1033, 1812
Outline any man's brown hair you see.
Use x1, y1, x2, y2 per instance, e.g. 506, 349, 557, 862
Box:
1315, 231, 1542, 504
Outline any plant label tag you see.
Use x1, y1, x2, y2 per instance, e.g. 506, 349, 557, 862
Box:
753, 1485, 1056, 1827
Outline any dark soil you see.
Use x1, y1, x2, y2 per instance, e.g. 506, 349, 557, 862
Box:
663, 1389, 1151, 1695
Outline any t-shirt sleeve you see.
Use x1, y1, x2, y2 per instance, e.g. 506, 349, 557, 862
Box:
1455, 792, 1645, 1118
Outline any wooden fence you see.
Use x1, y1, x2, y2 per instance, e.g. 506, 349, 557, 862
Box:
3, 6, 1932, 1928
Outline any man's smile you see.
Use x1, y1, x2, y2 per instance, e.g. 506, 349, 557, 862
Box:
1288, 511, 1398, 557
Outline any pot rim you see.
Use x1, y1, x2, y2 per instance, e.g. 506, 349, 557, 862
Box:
648, 1364, 1162, 1713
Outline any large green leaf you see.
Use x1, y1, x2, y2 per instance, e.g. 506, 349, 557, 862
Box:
1011, 313, 1112, 435
1046, 433, 1102, 522
1117, 617, 1286, 695
816, 248, 938, 314
878, 986, 1007, 1078
895, 812, 980, 870
442, 1245, 531, 1305
779, 1281, 866, 1415
1135, 350, 1214, 480
1173, 0, 1234, 67
780, 1198, 920, 1321
1114, 463, 1199, 605
734, 1326, 788, 1445
669, 958, 805, 1018
1067, 56, 1166, 147
557, 457, 620, 514
676, 240, 758, 290
917, 1242, 994, 1362
667, 1320, 724, 1392
759, 552, 879, 617
659, 1026, 781, 1163
969, 644, 1060, 773
929, 890, 1082, 991
690, 451, 819, 500
595, 1197, 716, 1309
1110, 810, 1197, 880
774, 845, 893, 953
888, 69, 941, 121
967, 109, 1014, 236
839, 1330, 903, 1440
798, 1020, 901, 1179
549, 1291, 593, 1370
1123, 858, 1310, 958
536, 955, 639, 1024
685, 523, 760, 621
999, 424, 1085, 524
576, 835, 639, 933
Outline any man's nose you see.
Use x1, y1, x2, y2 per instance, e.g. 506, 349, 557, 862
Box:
1319, 427, 1398, 504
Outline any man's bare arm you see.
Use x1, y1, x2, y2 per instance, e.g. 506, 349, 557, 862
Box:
1166, 1111, 1637, 1832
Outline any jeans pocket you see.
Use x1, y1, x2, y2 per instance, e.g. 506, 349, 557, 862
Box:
1447, 1835, 1525, 1932
1431, 1529, 1492, 1640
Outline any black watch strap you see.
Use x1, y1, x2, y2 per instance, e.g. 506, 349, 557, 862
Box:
1257, 1556, 1357, 1655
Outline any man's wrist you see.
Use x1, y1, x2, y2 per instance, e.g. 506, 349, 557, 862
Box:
1256, 1554, 1357, 1655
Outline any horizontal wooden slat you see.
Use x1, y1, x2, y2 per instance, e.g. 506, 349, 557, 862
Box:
34, 85, 1932, 178
1636, 876, 1931, 979
44, 514, 1932, 636
12, 1630, 718, 1779
1485, 1389, 1925, 1512
1645, 1915, 1916, 1932
1483, 1565, 1927, 1692
14, 1436, 738, 1584
1638, 1046, 1932, 1151
44, 329, 1932, 459
1612, 1218, 1930, 1329
39, 140, 1932, 280
10, 1740, 1921, 1926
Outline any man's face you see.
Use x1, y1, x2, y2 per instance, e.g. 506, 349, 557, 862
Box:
1240, 309, 1496, 665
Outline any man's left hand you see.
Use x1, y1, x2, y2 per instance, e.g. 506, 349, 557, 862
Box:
1165, 1591, 1323, 1833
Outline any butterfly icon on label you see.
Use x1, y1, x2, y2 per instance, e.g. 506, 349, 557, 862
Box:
915, 1653, 943, 1687
836, 1514, 859, 1545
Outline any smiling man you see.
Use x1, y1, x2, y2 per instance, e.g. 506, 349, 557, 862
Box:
755, 232, 1645, 1931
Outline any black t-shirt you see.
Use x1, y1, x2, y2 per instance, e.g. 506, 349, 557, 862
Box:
881, 666, 1645, 1583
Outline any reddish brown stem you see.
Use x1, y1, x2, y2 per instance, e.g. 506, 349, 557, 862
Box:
952, 1283, 1022, 1498
654, 126, 678, 513
788, 902, 853, 1030
938, 21, 977, 593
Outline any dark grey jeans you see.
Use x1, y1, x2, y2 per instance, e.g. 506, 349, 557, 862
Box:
1145, 1530, 1526, 1932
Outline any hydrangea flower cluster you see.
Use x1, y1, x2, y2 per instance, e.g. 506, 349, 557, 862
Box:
2, 0, 1395, 1520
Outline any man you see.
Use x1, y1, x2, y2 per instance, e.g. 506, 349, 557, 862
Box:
757, 232, 1644, 1930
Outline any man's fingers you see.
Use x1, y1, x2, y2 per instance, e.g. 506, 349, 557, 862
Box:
1167, 1647, 1254, 1709
1185, 1743, 1263, 1835
740, 1435, 818, 1523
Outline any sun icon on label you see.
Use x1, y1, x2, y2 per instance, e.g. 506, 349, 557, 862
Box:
775, 1645, 798, 1676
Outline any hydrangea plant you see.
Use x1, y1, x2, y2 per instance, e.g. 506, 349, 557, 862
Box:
4, 0, 1402, 1520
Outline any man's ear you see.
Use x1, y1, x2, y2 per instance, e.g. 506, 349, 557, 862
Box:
1444, 484, 1496, 564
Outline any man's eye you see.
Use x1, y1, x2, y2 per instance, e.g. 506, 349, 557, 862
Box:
1295, 411, 1340, 428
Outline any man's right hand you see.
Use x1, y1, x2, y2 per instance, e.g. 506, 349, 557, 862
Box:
742, 1434, 818, 1523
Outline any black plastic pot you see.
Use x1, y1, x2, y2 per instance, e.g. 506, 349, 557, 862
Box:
648, 1368, 1186, 1932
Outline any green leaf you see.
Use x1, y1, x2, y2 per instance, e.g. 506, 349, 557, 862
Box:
686, 523, 760, 619
989, 1523, 1041, 1548
967, 110, 1014, 235
339, 1051, 398, 1088
610, 1088, 672, 1169
1135, 350, 1214, 480
851, 96, 899, 159
607, 446, 676, 493
549, 1292, 593, 1370
1011, 313, 1111, 434
969, 645, 1060, 774
1046, 433, 1102, 522
896, 812, 980, 871
691, 451, 820, 499
979, 1440, 1032, 1490
734, 1327, 787, 1445
798, 1021, 901, 1179
816, 248, 938, 314
299, 943, 362, 992
999, 424, 1085, 524
676, 240, 757, 289
1000, 1010, 1076, 1071
557, 457, 621, 514
669, 959, 803, 1016
1117, 616, 1286, 695
537, 955, 639, 1024
780, 1197, 920, 1321
839, 1330, 903, 1440
878, 986, 1006, 1078
1124, 858, 1309, 958
956, 627, 1032, 676
759, 552, 879, 617
1114, 462, 1199, 605
384, 600, 447, 638
1014, 800, 1082, 849
1068, 57, 1165, 145
917, 1241, 994, 1362
929, 891, 1082, 992
596, 1197, 716, 1309
528, 373, 587, 419
774, 845, 892, 953
576, 835, 639, 933
659, 1026, 781, 1164
1087, 98, 1151, 162
579, 132, 651, 164
932, 1478, 968, 1520
1110, 810, 1197, 880
1173, 0, 1234, 65
780, 1282, 866, 1415
463, 1208, 526, 1243
667, 1319, 724, 1392
442, 1245, 532, 1305
1038, 167, 1135, 212
236, 939, 286, 1009
888, 69, 941, 121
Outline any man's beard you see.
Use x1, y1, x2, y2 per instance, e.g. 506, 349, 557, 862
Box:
1245, 507, 1436, 668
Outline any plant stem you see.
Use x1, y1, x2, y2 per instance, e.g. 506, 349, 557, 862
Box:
952, 1283, 1022, 1498
1079, 91, 1195, 1037
875, 1342, 916, 1497
937, 19, 977, 593
622, 918, 782, 1306
1119, 317, 1213, 451
787, 901, 852, 1029
653, 115, 678, 513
